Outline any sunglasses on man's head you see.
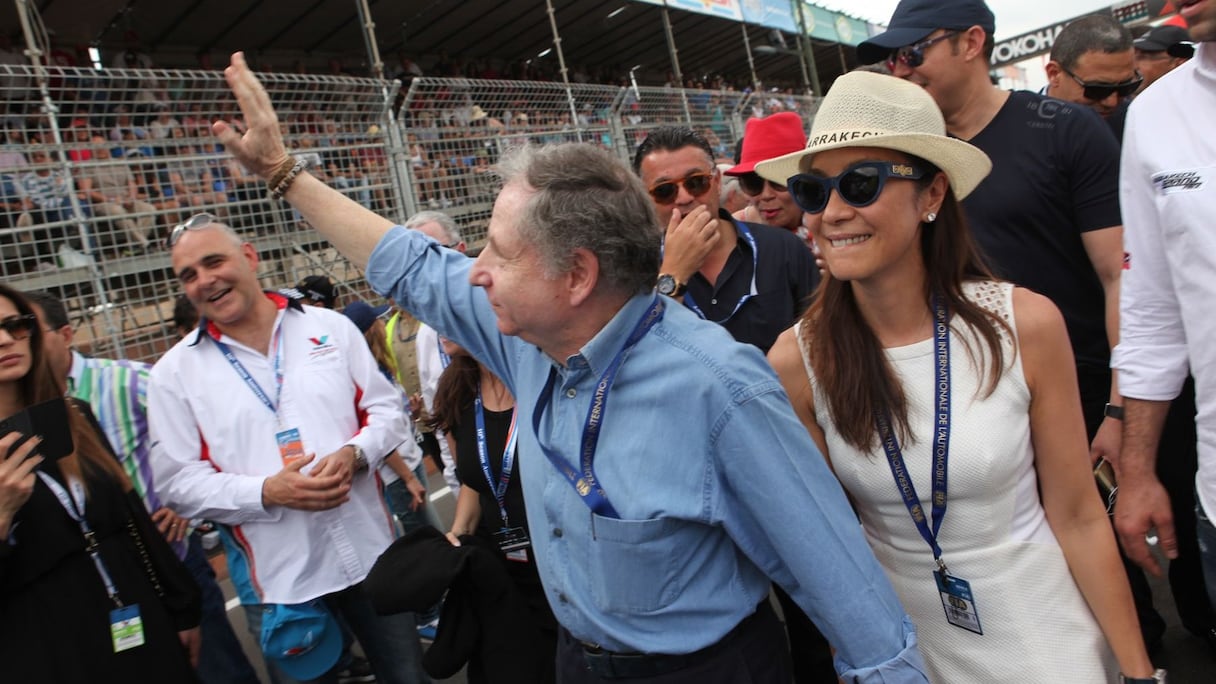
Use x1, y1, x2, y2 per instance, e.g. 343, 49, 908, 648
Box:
0, 314, 38, 340
1061, 66, 1143, 102
647, 171, 715, 205
788, 161, 927, 214
887, 31, 959, 71
737, 172, 787, 197
166, 212, 221, 249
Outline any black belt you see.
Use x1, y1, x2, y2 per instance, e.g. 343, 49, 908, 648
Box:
578, 601, 770, 679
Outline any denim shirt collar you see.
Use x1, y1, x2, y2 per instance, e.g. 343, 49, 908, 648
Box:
562, 293, 657, 377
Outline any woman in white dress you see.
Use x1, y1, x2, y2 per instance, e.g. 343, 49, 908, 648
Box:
762, 71, 1159, 683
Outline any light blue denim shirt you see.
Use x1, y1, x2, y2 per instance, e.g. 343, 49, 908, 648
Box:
368, 227, 927, 682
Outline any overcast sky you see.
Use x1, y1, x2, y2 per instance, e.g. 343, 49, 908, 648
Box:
815, 0, 1116, 39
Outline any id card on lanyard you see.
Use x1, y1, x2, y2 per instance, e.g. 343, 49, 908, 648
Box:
37, 471, 147, 652
532, 297, 664, 519
875, 295, 983, 635
212, 326, 304, 465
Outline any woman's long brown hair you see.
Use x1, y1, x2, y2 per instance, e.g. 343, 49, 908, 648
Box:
426, 354, 481, 433
0, 284, 130, 494
801, 159, 1011, 453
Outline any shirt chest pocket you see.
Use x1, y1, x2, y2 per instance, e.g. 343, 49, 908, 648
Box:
586, 514, 685, 613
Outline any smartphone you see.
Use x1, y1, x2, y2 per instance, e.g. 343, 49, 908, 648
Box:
0, 397, 75, 461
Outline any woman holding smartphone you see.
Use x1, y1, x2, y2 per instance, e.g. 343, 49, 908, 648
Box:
0, 284, 201, 682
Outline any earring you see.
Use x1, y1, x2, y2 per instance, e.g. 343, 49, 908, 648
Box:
925, 212, 937, 223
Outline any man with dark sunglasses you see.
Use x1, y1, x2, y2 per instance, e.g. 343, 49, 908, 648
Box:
859, 0, 1163, 655
1046, 14, 1140, 121
632, 127, 817, 354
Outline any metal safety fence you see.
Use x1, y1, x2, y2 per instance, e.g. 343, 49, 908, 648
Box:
0, 62, 819, 363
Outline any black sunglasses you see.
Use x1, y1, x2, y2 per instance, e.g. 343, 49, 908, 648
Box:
737, 172, 787, 197
788, 161, 926, 214
1061, 66, 1143, 102
0, 314, 39, 340
166, 212, 221, 249
647, 171, 715, 205
887, 31, 959, 71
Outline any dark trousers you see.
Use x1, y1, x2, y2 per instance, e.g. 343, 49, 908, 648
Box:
772, 586, 838, 683
555, 601, 791, 683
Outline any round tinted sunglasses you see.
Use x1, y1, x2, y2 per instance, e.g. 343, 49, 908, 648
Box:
0, 314, 38, 340
1060, 66, 1142, 102
886, 31, 959, 71
737, 172, 787, 196
788, 161, 926, 214
647, 171, 715, 205
166, 212, 221, 249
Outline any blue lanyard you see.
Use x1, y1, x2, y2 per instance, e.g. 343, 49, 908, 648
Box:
37, 472, 124, 608
437, 336, 451, 369
531, 297, 665, 519
474, 394, 519, 526
212, 325, 286, 419
682, 221, 759, 323
875, 295, 952, 571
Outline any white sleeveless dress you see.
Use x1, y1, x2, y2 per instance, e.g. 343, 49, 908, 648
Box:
798, 281, 1116, 683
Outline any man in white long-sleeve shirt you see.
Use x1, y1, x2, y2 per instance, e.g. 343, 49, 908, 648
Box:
1113, 2, 1216, 617
147, 215, 429, 683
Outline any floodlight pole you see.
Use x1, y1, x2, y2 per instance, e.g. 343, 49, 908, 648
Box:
740, 24, 761, 92
793, 0, 822, 96
545, 0, 583, 142
660, 1, 693, 123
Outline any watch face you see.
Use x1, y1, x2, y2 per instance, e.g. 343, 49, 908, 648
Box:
657, 275, 676, 296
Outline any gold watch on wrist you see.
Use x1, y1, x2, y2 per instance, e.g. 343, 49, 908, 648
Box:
656, 273, 687, 298
345, 444, 368, 471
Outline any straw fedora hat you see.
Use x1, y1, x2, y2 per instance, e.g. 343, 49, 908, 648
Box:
755, 71, 991, 200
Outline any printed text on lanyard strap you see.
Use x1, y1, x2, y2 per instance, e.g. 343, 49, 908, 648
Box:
37, 471, 124, 608
212, 325, 286, 423
682, 222, 759, 323
475, 395, 519, 527
532, 297, 665, 519
875, 294, 952, 572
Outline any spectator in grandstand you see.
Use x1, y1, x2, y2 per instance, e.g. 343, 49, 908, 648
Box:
15, 145, 87, 268
66, 118, 94, 162
149, 103, 184, 144
634, 126, 817, 353
218, 50, 930, 683
1046, 14, 1139, 121
131, 161, 181, 230
168, 143, 227, 210
858, 0, 1147, 649
149, 214, 431, 684
25, 289, 262, 684
724, 112, 810, 246
77, 135, 156, 253
109, 105, 149, 144
1133, 24, 1194, 92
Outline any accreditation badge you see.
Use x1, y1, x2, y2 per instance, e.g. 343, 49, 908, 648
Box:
493, 526, 531, 555
934, 571, 983, 635
110, 604, 146, 652
275, 427, 306, 465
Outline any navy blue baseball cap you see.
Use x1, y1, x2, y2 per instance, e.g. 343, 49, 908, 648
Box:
857, 0, 996, 65
342, 300, 390, 334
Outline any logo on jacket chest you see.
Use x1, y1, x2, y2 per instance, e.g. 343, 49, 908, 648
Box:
1153, 169, 1207, 195
308, 335, 338, 359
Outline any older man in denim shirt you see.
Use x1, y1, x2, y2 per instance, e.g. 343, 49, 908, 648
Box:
214, 52, 927, 684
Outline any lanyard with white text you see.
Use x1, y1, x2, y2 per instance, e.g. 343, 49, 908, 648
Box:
532, 297, 665, 519
875, 294, 952, 571
682, 221, 759, 323
212, 325, 286, 419
475, 396, 519, 526
36, 471, 124, 608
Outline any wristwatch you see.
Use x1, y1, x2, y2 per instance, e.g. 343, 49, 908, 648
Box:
656, 274, 687, 298
345, 444, 368, 471
1120, 668, 1167, 683
1104, 403, 1125, 420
